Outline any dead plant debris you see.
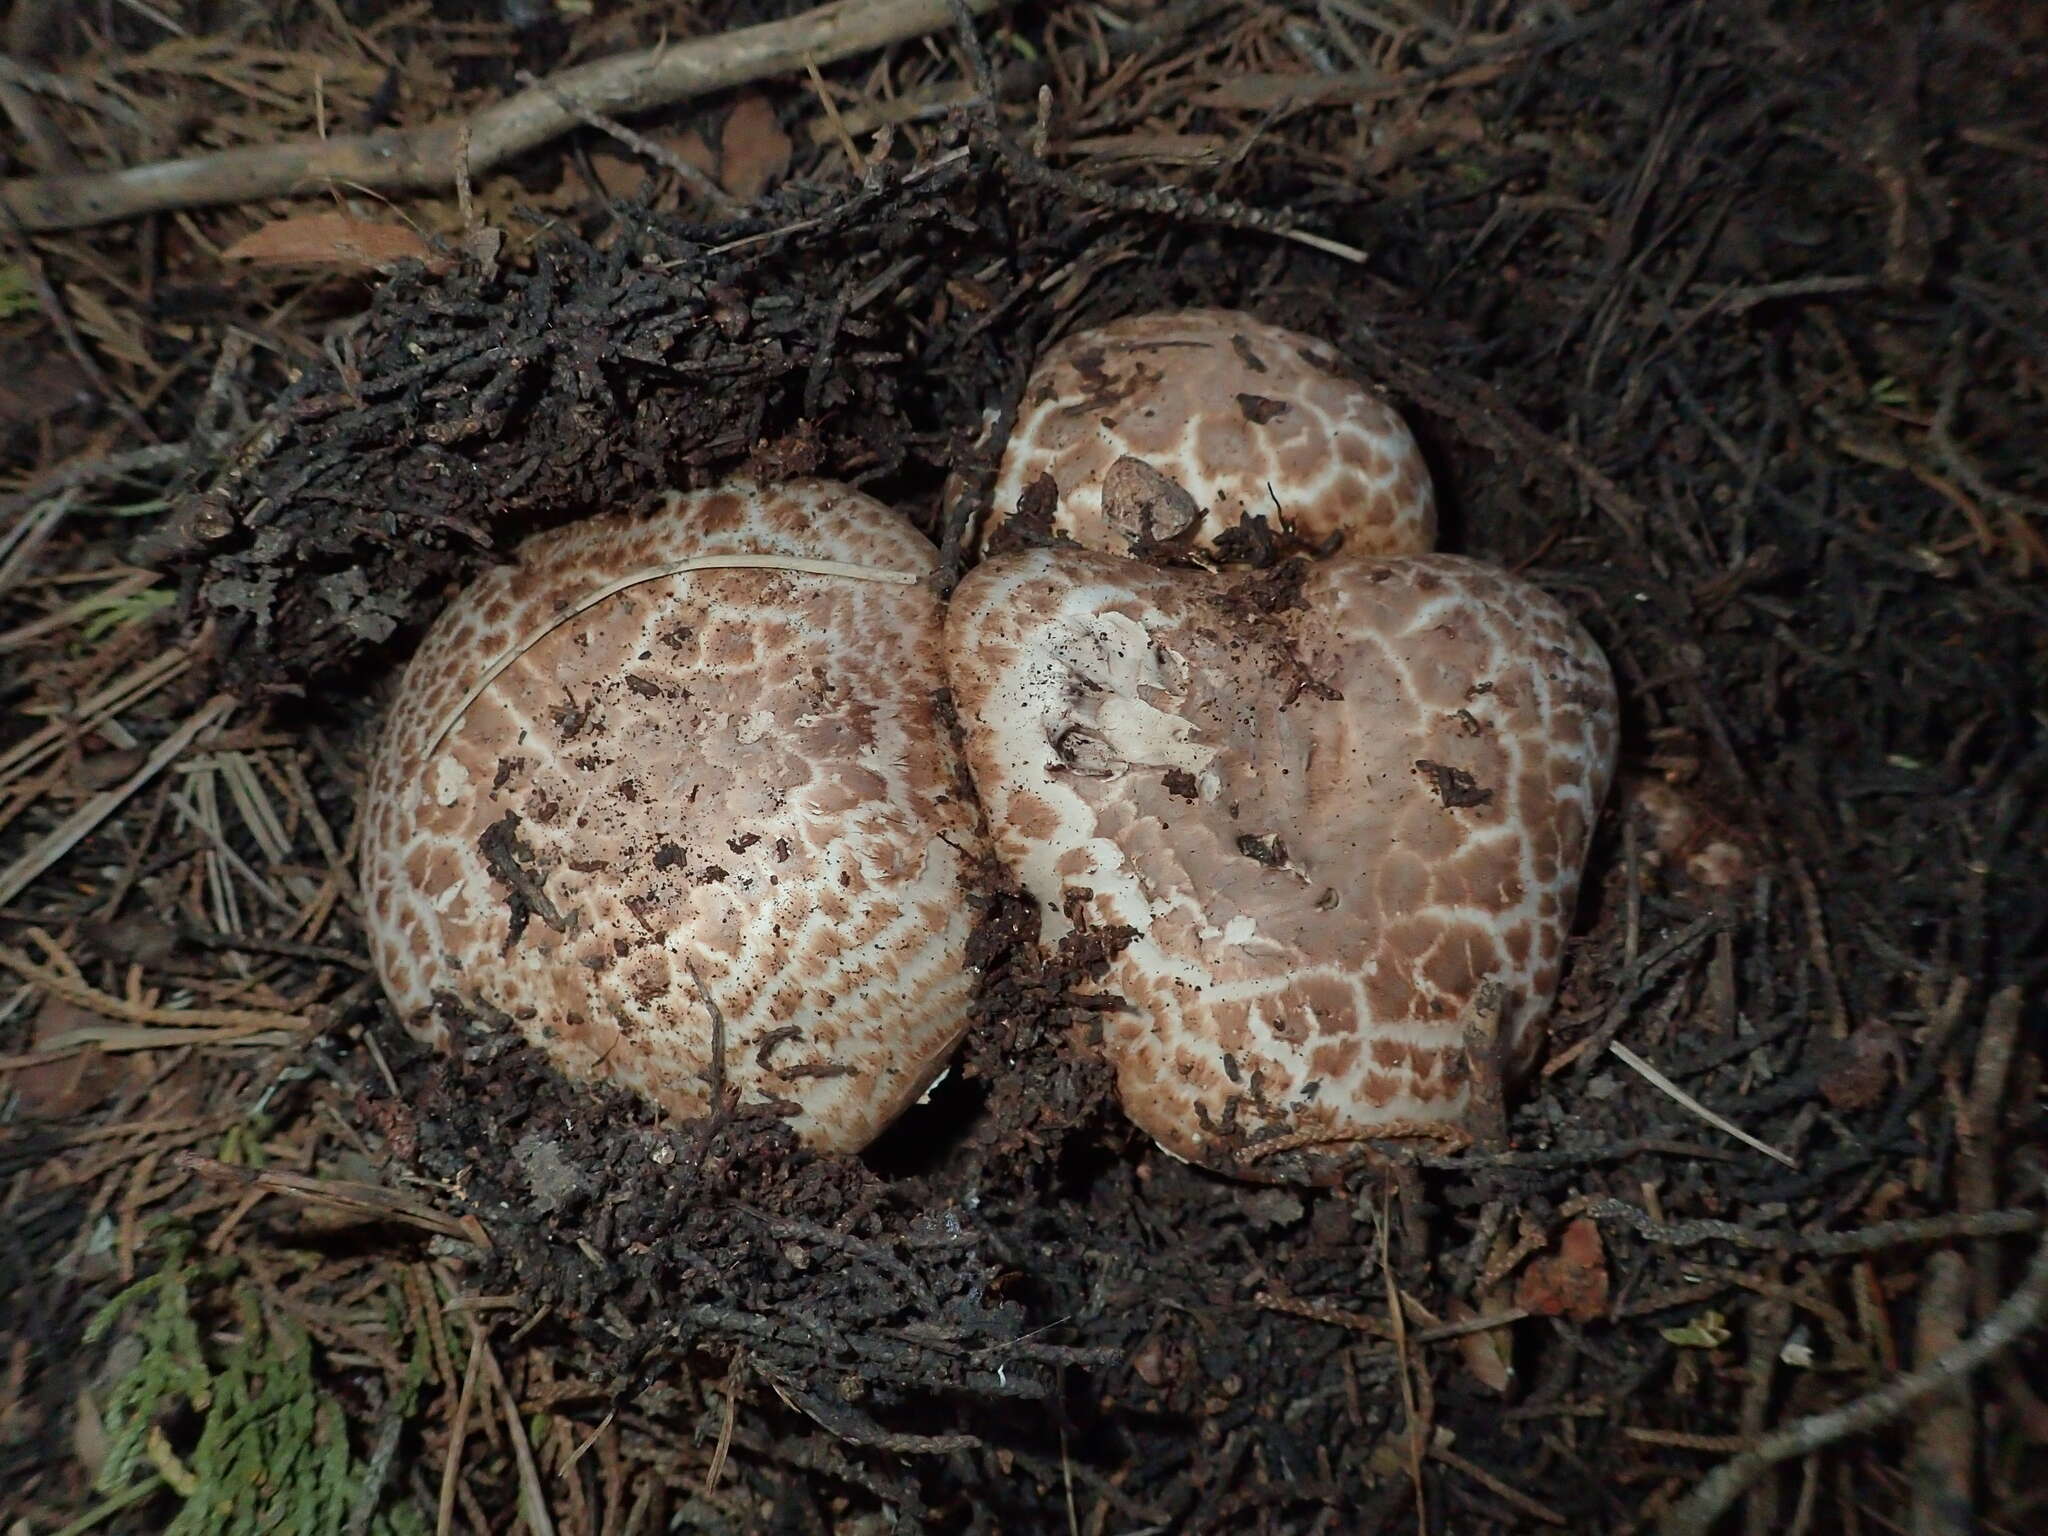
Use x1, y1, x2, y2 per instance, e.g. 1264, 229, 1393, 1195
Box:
3, 1, 2045, 1533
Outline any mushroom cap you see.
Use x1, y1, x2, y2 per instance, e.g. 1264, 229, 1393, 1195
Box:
359, 479, 982, 1153
944, 547, 1617, 1179
984, 309, 1436, 560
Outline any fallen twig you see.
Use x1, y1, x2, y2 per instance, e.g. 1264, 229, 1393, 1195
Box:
1585, 1199, 2043, 1257
1957, 985, 2048, 1442
1657, 1212, 2048, 1536
1428, 1440, 1567, 1526
1909, 1251, 1975, 1536
173, 1153, 488, 1245
0, 0, 995, 232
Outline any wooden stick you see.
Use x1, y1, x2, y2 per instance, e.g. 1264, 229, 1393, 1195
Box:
1, 0, 993, 232
1658, 1214, 2048, 1536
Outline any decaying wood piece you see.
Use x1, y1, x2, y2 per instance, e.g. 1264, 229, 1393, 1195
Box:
0, 0, 994, 232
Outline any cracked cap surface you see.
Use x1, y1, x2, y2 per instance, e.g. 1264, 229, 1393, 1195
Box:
944, 547, 1618, 1180
359, 479, 983, 1153
984, 310, 1437, 561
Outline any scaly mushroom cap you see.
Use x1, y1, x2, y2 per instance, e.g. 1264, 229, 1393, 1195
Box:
359, 479, 982, 1153
984, 310, 1436, 560
944, 547, 1617, 1180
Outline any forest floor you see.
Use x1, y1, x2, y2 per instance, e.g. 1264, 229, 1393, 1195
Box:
1, 1, 2045, 1532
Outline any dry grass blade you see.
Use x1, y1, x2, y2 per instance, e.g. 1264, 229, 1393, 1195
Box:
0, 694, 234, 908
0, 1023, 293, 1058
0, 647, 192, 789
434, 1324, 488, 1536
1608, 1041, 1798, 1169
1374, 1187, 1428, 1532
0, 491, 74, 599
482, 1342, 557, 1536
704, 1350, 744, 1496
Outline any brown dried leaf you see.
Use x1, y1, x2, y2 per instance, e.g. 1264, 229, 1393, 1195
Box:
221, 213, 437, 274
719, 94, 792, 202
662, 128, 718, 176
1445, 1298, 1516, 1395
11, 996, 126, 1118
1514, 1217, 1610, 1323
582, 152, 649, 200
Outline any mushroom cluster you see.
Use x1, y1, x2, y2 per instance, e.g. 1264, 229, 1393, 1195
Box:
948, 310, 1618, 1179
946, 548, 1615, 1178
360, 309, 1617, 1178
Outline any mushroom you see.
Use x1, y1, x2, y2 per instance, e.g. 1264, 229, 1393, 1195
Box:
943, 546, 1617, 1180
984, 310, 1436, 560
359, 478, 983, 1153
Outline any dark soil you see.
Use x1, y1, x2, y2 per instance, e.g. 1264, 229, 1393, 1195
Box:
5, 1, 2046, 1533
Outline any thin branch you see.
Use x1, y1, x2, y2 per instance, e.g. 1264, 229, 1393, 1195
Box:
1585, 1198, 2042, 1257
0, 0, 995, 232
510, 68, 740, 215
1658, 1213, 2048, 1536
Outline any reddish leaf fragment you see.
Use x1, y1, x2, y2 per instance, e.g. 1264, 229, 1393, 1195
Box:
1514, 1217, 1610, 1323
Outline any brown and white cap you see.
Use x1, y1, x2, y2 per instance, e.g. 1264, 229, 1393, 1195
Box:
359, 479, 984, 1153
985, 310, 1436, 562
944, 546, 1617, 1180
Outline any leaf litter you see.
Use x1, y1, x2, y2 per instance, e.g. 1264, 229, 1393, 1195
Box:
2, 2, 2045, 1533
